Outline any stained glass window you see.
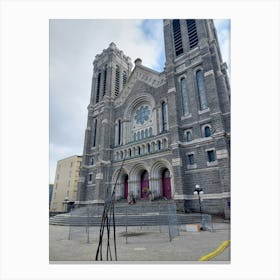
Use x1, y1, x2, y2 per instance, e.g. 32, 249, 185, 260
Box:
134, 105, 151, 125
180, 77, 189, 115
196, 70, 208, 110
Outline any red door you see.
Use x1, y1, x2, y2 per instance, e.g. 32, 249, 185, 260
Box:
162, 169, 171, 199
141, 171, 149, 199
124, 175, 128, 199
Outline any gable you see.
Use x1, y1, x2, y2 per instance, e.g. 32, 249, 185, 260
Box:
114, 64, 166, 108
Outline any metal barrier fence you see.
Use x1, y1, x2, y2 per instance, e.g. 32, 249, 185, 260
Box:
67, 203, 181, 243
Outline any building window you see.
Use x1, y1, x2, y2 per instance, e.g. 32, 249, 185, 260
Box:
115, 65, 120, 96
117, 119, 122, 145
207, 150, 216, 162
96, 71, 101, 103
123, 71, 127, 87
183, 130, 192, 142
149, 127, 153, 137
180, 77, 189, 115
172, 19, 183, 57
158, 140, 161, 150
188, 154, 194, 165
88, 173, 93, 182
196, 70, 208, 110
186, 19, 198, 49
103, 65, 107, 97
92, 119, 97, 147
161, 101, 167, 132
147, 143, 151, 153
204, 126, 211, 137
90, 157, 94, 165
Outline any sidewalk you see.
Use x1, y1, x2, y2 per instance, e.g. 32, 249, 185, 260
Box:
49, 222, 230, 263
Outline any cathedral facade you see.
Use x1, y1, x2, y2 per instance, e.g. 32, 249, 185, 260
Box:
77, 19, 230, 218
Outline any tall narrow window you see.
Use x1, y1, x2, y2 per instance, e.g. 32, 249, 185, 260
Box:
115, 65, 120, 96
96, 71, 101, 103
102, 65, 107, 97
180, 77, 189, 115
172, 20, 183, 57
196, 70, 208, 110
161, 101, 167, 132
204, 126, 211, 137
207, 150, 216, 162
92, 119, 97, 147
118, 119, 122, 145
186, 19, 198, 49
188, 154, 194, 165
123, 71, 127, 87
186, 131, 192, 142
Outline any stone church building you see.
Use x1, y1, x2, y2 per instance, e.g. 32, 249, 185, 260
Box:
77, 19, 230, 217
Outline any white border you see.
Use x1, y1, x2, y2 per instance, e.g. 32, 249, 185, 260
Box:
1, 0, 279, 280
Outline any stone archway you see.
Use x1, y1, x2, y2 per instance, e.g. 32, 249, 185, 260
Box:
150, 160, 174, 199
111, 168, 129, 200
129, 162, 151, 199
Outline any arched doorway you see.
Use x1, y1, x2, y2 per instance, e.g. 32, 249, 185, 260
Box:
162, 169, 171, 199
123, 174, 128, 199
141, 170, 149, 199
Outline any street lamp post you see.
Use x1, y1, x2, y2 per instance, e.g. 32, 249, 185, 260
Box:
193, 184, 204, 229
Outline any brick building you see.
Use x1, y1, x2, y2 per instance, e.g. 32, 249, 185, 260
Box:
77, 19, 230, 218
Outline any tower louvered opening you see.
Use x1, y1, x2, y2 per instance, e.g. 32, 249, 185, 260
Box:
186, 19, 198, 49
172, 20, 183, 57
115, 65, 120, 96
96, 71, 101, 103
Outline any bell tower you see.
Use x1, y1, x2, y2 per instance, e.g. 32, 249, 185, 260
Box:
163, 19, 231, 217
77, 42, 132, 205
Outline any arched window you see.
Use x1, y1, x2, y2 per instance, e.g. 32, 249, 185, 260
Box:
196, 70, 208, 110
123, 71, 127, 87
172, 20, 183, 57
102, 65, 107, 97
90, 157, 94, 165
149, 127, 153, 137
92, 119, 97, 147
158, 140, 161, 150
186, 19, 198, 49
96, 71, 101, 103
161, 101, 167, 132
145, 129, 148, 138
184, 131, 192, 142
138, 146, 141, 155
115, 65, 120, 96
147, 143, 151, 153
180, 77, 189, 115
204, 126, 211, 137
117, 119, 122, 145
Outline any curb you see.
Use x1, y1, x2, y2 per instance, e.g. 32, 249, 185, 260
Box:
198, 240, 230, 261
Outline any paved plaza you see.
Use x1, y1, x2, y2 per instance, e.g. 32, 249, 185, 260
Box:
49, 221, 230, 263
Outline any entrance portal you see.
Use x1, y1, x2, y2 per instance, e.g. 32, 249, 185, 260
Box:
140, 170, 149, 199
162, 169, 171, 199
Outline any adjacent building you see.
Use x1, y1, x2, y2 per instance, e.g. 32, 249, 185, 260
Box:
50, 155, 82, 213
77, 19, 230, 217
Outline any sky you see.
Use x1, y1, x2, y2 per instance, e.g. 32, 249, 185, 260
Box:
49, 19, 230, 184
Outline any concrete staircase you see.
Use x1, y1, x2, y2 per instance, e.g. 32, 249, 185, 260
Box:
49, 200, 204, 227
